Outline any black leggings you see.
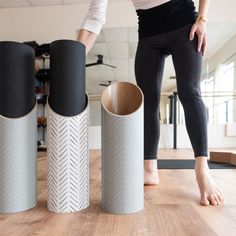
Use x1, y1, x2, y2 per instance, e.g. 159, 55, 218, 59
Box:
134, 23, 208, 160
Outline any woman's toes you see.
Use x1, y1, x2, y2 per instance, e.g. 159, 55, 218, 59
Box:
216, 190, 224, 204
209, 193, 217, 205
216, 191, 223, 205
200, 195, 210, 206
214, 193, 221, 205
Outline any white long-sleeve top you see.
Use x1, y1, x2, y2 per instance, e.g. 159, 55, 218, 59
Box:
80, 0, 170, 35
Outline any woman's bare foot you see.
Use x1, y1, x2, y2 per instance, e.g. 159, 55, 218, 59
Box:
144, 160, 160, 185
195, 156, 224, 206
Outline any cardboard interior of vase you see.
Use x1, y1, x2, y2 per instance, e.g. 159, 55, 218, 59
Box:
102, 82, 143, 115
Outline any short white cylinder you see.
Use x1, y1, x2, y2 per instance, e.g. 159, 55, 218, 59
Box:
47, 94, 89, 213
0, 104, 37, 213
101, 82, 144, 214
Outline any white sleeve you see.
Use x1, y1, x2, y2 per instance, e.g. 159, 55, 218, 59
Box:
80, 0, 108, 36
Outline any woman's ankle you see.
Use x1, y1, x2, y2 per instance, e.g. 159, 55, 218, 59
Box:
144, 159, 158, 172
195, 156, 209, 174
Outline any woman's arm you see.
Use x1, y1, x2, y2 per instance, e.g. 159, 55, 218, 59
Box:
77, 29, 98, 56
189, 0, 211, 56
77, 0, 108, 55
198, 0, 210, 17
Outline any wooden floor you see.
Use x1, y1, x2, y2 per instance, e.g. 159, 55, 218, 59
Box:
1, 149, 236, 236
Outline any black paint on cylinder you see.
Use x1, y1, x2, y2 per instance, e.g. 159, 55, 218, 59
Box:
0, 41, 35, 118
49, 40, 86, 116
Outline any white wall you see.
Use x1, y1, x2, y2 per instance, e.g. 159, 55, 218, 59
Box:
0, 1, 137, 43
89, 100, 101, 126
176, 124, 236, 149
89, 126, 101, 149
160, 96, 169, 124
89, 124, 236, 150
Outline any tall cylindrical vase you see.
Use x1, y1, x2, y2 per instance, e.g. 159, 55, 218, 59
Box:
0, 41, 37, 213
101, 82, 144, 214
47, 40, 89, 213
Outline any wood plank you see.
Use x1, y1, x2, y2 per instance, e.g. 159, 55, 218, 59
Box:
0, 149, 236, 236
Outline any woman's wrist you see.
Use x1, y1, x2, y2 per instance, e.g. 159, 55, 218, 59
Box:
196, 15, 208, 24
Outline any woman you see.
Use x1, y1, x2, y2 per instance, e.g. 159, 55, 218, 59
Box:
77, 0, 224, 206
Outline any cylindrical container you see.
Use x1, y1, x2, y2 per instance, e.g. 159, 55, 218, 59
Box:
0, 41, 35, 118
101, 81, 144, 214
47, 94, 89, 213
0, 41, 37, 213
49, 40, 86, 116
47, 40, 89, 213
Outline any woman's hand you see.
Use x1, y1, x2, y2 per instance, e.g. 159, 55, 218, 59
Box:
189, 20, 207, 56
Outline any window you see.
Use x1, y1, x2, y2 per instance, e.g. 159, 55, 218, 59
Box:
177, 99, 185, 124
201, 75, 215, 123
216, 62, 234, 123
175, 60, 235, 125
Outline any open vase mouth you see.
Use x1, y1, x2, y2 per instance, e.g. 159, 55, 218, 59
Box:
101, 81, 144, 215
101, 81, 144, 117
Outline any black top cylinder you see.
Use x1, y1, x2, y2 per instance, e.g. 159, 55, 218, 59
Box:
0, 41, 35, 118
49, 40, 86, 116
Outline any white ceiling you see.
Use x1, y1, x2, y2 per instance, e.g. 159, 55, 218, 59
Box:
0, 0, 124, 8
0, 0, 236, 95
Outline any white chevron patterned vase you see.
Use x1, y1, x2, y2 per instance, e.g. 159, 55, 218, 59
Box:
47, 95, 89, 213
101, 82, 144, 214
0, 104, 37, 213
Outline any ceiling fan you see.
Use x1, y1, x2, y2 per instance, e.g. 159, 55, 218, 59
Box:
86, 55, 117, 68
99, 80, 113, 87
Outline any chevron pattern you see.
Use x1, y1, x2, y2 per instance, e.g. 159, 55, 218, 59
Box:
0, 105, 37, 213
101, 104, 144, 214
47, 102, 89, 213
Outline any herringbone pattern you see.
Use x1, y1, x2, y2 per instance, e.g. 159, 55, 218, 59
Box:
101, 105, 144, 214
0, 106, 37, 213
47, 103, 89, 213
